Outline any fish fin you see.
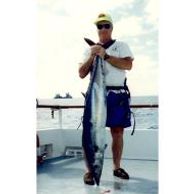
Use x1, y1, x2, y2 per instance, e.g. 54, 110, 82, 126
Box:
84, 38, 96, 46
81, 92, 86, 98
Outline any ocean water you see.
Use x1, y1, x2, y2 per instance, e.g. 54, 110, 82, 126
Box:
36, 96, 158, 130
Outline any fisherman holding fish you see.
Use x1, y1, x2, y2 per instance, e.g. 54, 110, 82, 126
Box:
79, 13, 134, 185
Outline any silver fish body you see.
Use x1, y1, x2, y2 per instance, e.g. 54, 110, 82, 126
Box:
82, 56, 107, 185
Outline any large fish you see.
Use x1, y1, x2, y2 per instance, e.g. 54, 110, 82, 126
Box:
82, 38, 108, 186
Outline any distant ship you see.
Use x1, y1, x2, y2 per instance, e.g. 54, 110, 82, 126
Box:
54, 93, 72, 99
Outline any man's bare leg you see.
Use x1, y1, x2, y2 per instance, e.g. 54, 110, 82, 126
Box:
110, 127, 124, 170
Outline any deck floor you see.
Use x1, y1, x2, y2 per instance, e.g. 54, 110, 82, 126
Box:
37, 157, 158, 194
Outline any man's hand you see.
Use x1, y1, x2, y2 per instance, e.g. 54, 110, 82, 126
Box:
90, 45, 106, 59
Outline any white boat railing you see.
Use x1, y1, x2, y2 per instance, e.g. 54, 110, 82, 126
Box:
36, 104, 158, 109
37, 103, 158, 129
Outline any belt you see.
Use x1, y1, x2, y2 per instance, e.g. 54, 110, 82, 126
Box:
106, 86, 125, 90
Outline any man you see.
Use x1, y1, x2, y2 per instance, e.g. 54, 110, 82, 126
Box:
79, 13, 134, 185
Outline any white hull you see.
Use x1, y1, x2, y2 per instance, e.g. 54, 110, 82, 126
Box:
37, 128, 158, 161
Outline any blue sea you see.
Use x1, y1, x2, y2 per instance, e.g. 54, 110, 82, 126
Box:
37, 96, 158, 130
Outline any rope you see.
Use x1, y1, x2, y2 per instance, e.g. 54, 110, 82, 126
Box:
130, 111, 136, 136
77, 116, 83, 130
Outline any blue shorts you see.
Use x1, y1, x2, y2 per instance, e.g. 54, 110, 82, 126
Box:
106, 88, 131, 128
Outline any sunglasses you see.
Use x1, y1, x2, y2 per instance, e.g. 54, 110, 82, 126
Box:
97, 23, 111, 30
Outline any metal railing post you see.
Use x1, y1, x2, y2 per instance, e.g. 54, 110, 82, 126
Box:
59, 109, 63, 129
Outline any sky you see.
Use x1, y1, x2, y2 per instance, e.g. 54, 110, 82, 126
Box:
37, 0, 158, 98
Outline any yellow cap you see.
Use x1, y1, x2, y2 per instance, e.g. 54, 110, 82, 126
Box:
94, 13, 113, 24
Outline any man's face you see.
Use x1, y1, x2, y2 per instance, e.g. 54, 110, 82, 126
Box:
96, 21, 113, 40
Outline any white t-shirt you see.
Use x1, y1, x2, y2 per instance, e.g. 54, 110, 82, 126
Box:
81, 41, 134, 86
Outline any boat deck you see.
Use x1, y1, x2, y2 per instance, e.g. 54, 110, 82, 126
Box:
37, 157, 158, 194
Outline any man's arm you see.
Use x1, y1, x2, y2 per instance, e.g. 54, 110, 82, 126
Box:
79, 45, 103, 79
105, 55, 133, 70
95, 45, 133, 70
79, 45, 133, 79
79, 55, 95, 79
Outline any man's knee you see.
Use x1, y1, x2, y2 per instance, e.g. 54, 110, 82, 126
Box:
111, 127, 124, 137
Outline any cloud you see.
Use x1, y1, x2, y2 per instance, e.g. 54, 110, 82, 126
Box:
144, 0, 159, 26
114, 16, 144, 37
